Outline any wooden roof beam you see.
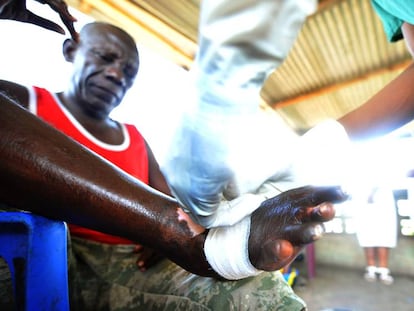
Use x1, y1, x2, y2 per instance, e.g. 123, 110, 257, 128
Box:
268, 59, 412, 109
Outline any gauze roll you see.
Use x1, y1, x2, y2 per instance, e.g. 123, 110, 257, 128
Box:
162, 0, 317, 228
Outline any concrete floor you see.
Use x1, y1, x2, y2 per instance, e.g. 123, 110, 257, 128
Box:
292, 261, 414, 311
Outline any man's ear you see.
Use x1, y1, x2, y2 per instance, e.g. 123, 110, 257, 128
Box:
62, 38, 78, 62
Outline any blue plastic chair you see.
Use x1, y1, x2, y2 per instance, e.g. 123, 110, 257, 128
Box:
0, 211, 69, 310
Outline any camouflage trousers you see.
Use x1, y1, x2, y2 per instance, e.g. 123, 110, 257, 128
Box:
68, 237, 307, 311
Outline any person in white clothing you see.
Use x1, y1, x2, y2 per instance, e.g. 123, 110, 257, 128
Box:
355, 186, 397, 285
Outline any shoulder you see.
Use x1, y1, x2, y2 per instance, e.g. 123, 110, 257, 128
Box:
124, 123, 145, 139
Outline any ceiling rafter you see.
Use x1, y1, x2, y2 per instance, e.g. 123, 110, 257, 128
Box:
270, 59, 412, 109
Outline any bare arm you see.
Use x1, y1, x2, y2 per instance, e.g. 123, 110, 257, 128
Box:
339, 22, 414, 140
339, 62, 414, 139
136, 140, 181, 271
0, 79, 30, 108
0, 95, 212, 276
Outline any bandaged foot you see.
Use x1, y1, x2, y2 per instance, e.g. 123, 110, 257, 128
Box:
204, 185, 347, 279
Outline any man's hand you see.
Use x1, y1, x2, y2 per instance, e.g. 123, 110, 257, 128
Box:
0, 0, 78, 40
249, 185, 348, 271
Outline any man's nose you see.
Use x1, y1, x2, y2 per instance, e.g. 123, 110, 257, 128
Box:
105, 65, 126, 86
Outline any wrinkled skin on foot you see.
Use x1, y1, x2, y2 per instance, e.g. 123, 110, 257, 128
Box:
249, 185, 348, 271
0, 0, 78, 40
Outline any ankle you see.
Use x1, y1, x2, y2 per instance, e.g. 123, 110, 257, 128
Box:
364, 266, 377, 282
377, 267, 390, 275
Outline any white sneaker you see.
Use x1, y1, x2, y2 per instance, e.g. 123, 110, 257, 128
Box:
363, 266, 377, 282
377, 267, 394, 285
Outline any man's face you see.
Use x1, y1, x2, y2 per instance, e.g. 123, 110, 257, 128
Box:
70, 26, 139, 119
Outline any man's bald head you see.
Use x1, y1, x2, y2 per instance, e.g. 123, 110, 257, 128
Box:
79, 22, 139, 58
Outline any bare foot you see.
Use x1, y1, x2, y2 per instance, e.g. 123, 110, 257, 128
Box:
249, 185, 348, 271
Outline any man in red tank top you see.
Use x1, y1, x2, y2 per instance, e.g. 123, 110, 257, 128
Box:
0, 2, 347, 310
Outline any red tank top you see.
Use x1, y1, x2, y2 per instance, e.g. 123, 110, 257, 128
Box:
32, 86, 149, 244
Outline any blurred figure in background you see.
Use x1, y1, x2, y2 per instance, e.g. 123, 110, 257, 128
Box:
355, 186, 398, 285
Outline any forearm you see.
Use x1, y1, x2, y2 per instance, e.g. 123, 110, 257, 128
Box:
339, 62, 414, 140
0, 96, 214, 277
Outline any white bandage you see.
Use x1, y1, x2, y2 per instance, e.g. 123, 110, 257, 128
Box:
204, 215, 262, 280
204, 179, 291, 279
206, 178, 291, 228
207, 193, 265, 228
